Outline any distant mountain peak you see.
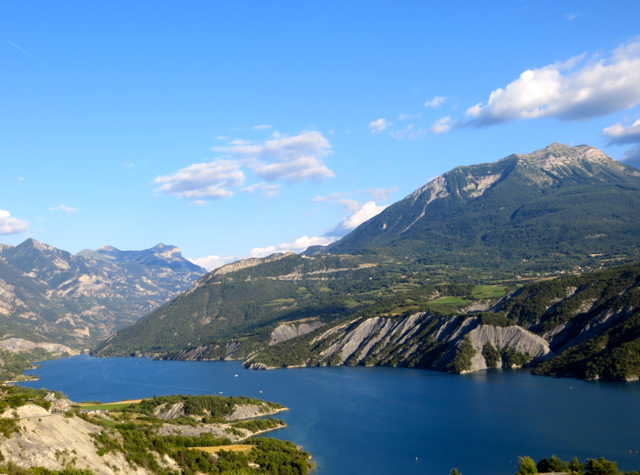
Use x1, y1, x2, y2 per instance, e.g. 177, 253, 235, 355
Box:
98, 245, 118, 252
20, 238, 58, 253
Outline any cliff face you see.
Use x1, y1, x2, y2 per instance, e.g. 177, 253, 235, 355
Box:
244, 313, 553, 372
1, 404, 167, 475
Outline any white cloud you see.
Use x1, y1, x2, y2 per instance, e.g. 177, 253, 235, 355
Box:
241, 182, 281, 198
369, 118, 391, 135
366, 186, 398, 202
398, 113, 421, 120
253, 125, 272, 130
313, 192, 348, 203
621, 145, 640, 170
249, 235, 337, 258
325, 201, 387, 237
217, 136, 229, 140
602, 119, 640, 145
463, 37, 640, 128
425, 96, 446, 107
17, 177, 24, 181
390, 124, 427, 140
213, 131, 334, 183
187, 255, 236, 272
49, 204, 78, 214
314, 187, 397, 206
429, 116, 452, 134
153, 159, 245, 200
335, 198, 361, 212
565, 13, 577, 21
0, 210, 29, 235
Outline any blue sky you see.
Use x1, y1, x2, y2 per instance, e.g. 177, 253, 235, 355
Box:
2, 1, 640, 270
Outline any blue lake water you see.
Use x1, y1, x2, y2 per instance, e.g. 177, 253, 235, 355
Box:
19, 356, 640, 475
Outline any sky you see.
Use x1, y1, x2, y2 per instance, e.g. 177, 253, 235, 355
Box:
2, 1, 640, 270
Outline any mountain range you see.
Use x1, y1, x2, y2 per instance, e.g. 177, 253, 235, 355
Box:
91, 143, 640, 380
0, 240, 206, 354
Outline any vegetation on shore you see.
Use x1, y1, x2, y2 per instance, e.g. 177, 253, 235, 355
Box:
0, 388, 311, 475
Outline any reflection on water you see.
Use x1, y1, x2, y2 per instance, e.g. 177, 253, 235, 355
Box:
20, 356, 640, 475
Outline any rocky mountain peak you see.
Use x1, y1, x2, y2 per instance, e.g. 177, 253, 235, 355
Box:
20, 238, 58, 253
512, 142, 614, 169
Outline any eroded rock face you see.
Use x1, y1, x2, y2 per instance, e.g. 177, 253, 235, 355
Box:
465, 325, 553, 372
0, 338, 78, 357
153, 402, 185, 420
1, 405, 168, 475
269, 322, 323, 346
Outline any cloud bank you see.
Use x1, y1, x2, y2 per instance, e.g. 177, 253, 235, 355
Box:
602, 119, 640, 145
214, 131, 334, 183
154, 131, 334, 203
153, 159, 245, 200
0, 210, 29, 235
463, 38, 640, 127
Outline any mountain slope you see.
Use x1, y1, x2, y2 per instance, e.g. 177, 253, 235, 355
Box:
326, 143, 640, 263
244, 263, 640, 381
0, 239, 206, 350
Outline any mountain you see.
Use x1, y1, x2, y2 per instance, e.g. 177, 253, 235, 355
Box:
324, 142, 640, 266
0, 239, 206, 352
91, 143, 640, 381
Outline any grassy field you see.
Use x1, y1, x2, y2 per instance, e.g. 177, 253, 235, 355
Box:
430, 296, 473, 306
193, 445, 254, 454
77, 399, 142, 411
471, 285, 507, 299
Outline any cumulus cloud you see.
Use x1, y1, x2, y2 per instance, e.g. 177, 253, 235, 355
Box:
213, 131, 334, 183
325, 201, 387, 237
425, 96, 446, 107
0, 210, 28, 235
187, 255, 237, 272
463, 37, 640, 127
49, 204, 78, 214
429, 116, 453, 134
241, 182, 281, 198
249, 235, 337, 258
153, 159, 245, 200
602, 119, 640, 145
369, 118, 391, 135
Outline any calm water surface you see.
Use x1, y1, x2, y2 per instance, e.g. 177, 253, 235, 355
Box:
20, 356, 640, 475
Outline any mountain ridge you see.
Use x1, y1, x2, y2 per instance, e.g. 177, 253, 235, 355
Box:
0, 239, 206, 354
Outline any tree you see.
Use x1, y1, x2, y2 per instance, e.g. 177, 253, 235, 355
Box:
538, 455, 569, 473
451, 469, 462, 475
585, 458, 620, 475
569, 457, 585, 475
517, 456, 538, 475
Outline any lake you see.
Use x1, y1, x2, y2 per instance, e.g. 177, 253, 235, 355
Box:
19, 356, 640, 475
